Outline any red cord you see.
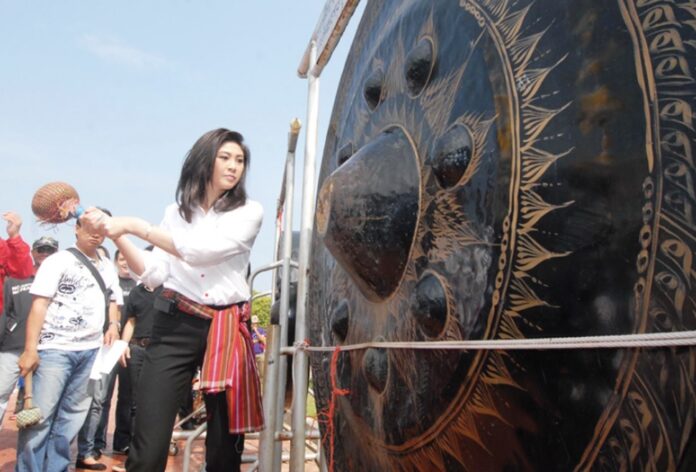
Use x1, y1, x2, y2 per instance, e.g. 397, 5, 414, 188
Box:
318, 347, 350, 472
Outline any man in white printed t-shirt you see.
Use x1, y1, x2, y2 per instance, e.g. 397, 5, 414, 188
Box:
15, 216, 123, 472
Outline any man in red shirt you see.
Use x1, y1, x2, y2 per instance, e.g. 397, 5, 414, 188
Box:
0, 212, 34, 314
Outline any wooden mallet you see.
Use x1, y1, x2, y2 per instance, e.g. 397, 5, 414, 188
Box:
15, 372, 42, 429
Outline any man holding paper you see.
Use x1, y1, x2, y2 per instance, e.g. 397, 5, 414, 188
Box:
16, 215, 122, 472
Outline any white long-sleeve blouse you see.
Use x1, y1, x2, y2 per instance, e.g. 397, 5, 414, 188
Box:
139, 199, 263, 306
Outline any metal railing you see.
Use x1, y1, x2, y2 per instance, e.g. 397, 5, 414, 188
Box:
259, 2, 362, 470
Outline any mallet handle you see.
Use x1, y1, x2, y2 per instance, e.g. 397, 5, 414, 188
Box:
24, 372, 34, 410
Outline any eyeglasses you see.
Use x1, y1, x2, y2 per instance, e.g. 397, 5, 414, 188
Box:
35, 247, 57, 254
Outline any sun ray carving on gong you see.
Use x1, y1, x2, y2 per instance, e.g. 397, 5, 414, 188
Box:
307, 0, 696, 470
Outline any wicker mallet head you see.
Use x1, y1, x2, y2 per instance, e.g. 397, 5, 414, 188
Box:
15, 372, 42, 429
31, 181, 84, 225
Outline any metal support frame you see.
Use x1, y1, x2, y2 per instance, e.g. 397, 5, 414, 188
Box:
255, 3, 363, 471
289, 39, 320, 472
258, 120, 301, 472
271, 124, 303, 472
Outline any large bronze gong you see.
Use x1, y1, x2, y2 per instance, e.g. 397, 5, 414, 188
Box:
307, 0, 696, 470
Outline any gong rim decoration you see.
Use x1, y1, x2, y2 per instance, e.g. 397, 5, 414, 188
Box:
306, 1, 696, 471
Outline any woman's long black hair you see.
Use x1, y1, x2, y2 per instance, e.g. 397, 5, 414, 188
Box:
176, 128, 250, 222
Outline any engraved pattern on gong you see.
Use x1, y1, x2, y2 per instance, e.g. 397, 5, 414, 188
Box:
313, 0, 575, 466
579, 1, 696, 469
307, 0, 696, 470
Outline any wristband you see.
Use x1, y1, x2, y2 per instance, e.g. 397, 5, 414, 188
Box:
109, 320, 122, 333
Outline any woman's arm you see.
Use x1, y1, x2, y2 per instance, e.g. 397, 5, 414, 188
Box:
111, 216, 181, 258
103, 214, 182, 258
82, 207, 174, 287
84, 203, 262, 267
82, 209, 181, 258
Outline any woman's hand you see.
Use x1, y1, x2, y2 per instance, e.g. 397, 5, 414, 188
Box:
81, 207, 110, 235
82, 208, 130, 239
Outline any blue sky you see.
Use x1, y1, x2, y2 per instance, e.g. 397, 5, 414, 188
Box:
0, 1, 363, 291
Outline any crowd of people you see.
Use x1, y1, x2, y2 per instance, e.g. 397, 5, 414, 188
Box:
1, 128, 266, 472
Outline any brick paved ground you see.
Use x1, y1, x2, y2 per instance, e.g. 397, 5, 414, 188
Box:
0, 388, 321, 471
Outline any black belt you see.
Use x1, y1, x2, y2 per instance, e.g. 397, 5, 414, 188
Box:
130, 337, 151, 348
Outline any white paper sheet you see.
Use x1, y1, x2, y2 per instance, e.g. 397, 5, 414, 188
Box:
89, 340, 128, 380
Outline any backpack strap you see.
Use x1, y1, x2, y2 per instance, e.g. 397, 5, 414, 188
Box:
67, 247, 108, 296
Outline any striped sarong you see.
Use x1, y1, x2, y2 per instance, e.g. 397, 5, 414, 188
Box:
161, 289, 264, 433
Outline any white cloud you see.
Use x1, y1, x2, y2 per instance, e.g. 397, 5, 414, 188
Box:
81, 34, 166, 68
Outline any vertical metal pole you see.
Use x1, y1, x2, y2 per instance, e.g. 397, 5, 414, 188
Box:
262, 154, 286, 471
270, 125, 301, 472
259, 119, 301, 472
271, 281, 292, 469
290, 41, 319, 471
269, 214, 282, 304
265, 211, 283, 471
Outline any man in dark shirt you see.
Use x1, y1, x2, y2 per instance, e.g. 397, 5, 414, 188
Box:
93, 250, 137, 457
120, 281, 163, 434
0, 236, 58, 428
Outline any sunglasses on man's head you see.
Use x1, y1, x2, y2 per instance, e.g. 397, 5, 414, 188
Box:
36, 247, 57, 254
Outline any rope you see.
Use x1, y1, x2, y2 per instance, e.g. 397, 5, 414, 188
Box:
294, 330, 696, 471
318, 347, 349, 472
294, 329, 696, 354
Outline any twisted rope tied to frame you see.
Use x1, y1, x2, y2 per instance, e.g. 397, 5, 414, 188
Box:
301, 329, 696, 353
292, 330, 696, 471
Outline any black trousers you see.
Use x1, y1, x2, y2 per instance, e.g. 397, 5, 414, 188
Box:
95, 363, 132, 451
127, 343, 147, 437
204, 393, 244, 471
125, 308, 244, 472
113, 362, 133, 449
